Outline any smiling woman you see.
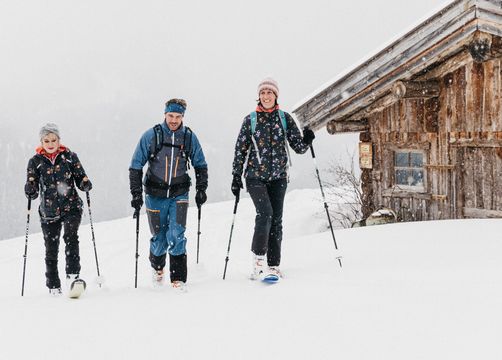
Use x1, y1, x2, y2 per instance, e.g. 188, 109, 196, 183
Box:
24, 123, 93, 296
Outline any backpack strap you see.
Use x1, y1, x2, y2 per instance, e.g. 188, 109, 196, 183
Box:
278, 110, 292, 167
278, 109, 288, 132
149, 124, 164, 161
183, 126, 193, 170
249, 112, 262, 165
250, 111, 258, 134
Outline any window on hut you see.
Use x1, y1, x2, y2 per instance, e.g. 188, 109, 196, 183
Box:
394, 151, 425, 190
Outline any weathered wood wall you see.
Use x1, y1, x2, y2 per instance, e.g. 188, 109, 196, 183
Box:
364, 57, 502, 221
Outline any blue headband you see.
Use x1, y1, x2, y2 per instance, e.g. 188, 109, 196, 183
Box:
164, 103, 186, 115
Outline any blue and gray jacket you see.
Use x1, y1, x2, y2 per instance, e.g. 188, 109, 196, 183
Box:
129, 122, 208, 198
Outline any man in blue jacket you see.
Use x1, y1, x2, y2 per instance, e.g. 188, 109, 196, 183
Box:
129, 98, 208, 291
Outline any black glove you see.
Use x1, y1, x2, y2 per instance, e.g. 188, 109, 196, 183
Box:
195, 190, 207, 207
131, 194, 143, 212
80, 178, 93, 192
302, 129, 315, 146
231, 175, 243, 197
195, 167, 208, 192
24, 181, 38, 200
129, 168, 143, 196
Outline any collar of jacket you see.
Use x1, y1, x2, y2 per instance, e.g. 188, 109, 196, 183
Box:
161, 121, 185, 135
35, 145, 68, 163
256, 104, 280, 113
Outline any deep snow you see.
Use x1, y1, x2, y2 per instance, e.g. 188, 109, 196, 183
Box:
0, 188, 501, 360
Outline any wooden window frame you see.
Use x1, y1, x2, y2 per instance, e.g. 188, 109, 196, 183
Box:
393, 149, 427, 192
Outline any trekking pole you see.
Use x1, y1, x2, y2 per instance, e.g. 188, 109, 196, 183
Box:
307, 137, 343, 268
21, 198, 32, 296
134, 209, 140, 288
196, 204, 201, 264
223, 194, 239, 279
86, 192, 104, 286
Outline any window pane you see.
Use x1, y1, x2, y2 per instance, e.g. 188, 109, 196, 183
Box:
395, 153, 409, 167
411, 170, 424, 187
410, 153, 423, 167
395, 169, 409, 185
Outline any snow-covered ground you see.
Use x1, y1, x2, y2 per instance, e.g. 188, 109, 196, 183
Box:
0, 188, 501, 360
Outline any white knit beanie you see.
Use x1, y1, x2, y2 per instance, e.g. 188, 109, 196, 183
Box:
39, 123, 60, 140
257, 77, 279, 98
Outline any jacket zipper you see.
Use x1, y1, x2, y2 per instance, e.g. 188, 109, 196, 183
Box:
167, 132, 175, 197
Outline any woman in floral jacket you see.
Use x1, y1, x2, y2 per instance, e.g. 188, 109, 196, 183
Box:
25, 123, 92, 296
231, 78, 315, 281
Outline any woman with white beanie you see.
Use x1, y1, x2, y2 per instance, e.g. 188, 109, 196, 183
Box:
24, 123, 92, 297
231, 77, 315, 282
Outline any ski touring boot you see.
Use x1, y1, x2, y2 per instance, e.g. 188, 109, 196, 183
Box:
49, 287, 63, 297
171, 281, 187, 293
250, 254, 266, 281
152, 268, 165, 288
67, 274, 86, 299
262, 266, 281, 283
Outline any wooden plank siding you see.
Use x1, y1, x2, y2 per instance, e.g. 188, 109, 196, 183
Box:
367, 57, 502, 221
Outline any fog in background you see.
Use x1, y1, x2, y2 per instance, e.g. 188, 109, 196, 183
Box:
0, 0, 447, 240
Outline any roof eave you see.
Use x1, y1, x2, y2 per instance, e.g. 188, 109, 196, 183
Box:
293, 0, 502, 132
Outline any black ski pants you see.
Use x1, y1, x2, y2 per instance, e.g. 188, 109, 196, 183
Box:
41, 212, 82, 289
246, 178, 287, 267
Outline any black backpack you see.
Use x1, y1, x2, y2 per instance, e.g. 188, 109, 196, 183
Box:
149, 124, 193, 170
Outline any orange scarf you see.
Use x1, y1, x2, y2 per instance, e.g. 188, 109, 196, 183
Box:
36, 145, 67, 163
256, 104, 280, 113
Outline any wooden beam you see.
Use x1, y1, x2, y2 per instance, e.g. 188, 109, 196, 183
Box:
381, 189, 432, 200
326, 118, 369, 134
416, 49, 472, 81
463, 207, 502, 218
392, 80, 440, 99
340, 92, 399, 124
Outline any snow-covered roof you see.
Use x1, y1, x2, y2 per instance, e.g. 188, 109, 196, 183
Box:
293, 0, 502, 132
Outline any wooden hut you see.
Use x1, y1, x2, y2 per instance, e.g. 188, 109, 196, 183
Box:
293, 0, 502, 221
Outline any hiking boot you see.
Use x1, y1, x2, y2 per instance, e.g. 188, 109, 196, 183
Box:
268, 266, 283, 278
152, 268, 165, 287
171, 281, 187, 292
49, 288, 62, 297
250, 254, 266, 280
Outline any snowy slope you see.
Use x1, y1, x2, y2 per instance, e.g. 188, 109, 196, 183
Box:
0, 189, 501, 360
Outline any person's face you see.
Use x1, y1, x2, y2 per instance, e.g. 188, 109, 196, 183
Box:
165, 112, 183, 131
41, 133, 60, 154
259, 89, 277, 109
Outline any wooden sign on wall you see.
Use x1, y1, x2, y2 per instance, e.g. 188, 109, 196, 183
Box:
359, 142, 373, 169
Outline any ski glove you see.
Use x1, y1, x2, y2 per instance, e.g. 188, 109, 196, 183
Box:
302, 129, 315, 146
195, 167, 208, 192
131, 195, 143, 212
24, 181, 38, 200
231, 175, 243, 197
80, 178, 93, 192
195, 189, 207, 207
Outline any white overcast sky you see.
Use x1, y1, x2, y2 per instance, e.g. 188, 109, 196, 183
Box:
0, 0, 452, 223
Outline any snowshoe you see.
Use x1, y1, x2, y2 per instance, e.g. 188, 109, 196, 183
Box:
262, 267, 282, 283
68, 279, 86, 299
